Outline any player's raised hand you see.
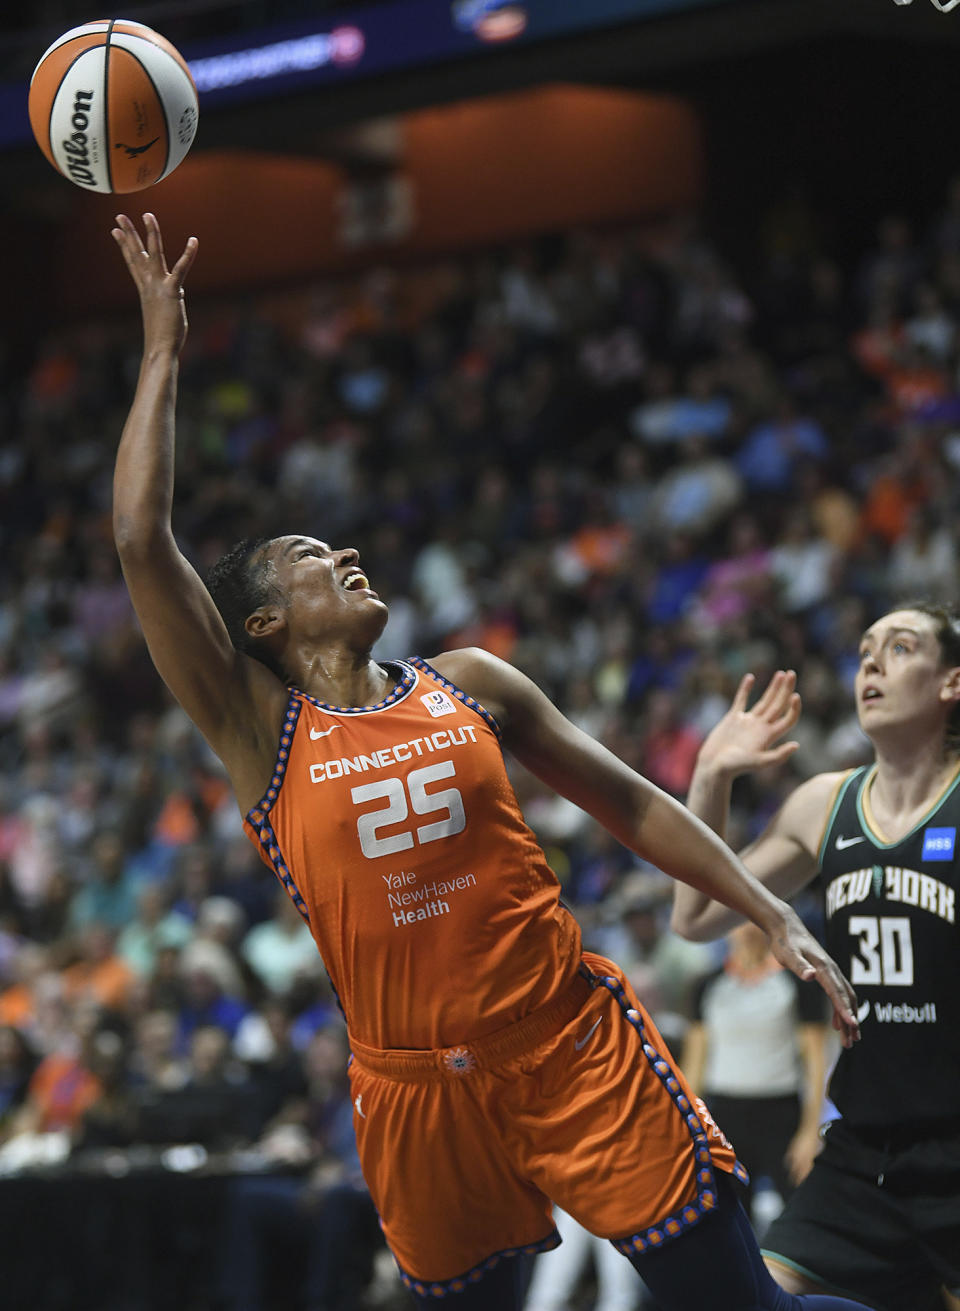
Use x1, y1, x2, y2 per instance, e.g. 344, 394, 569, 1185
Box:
111, 212, 198, 356
696, 670, 801, 779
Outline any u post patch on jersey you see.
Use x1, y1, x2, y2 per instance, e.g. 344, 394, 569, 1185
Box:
922, 827, 956, 861
421, 690, 457, 718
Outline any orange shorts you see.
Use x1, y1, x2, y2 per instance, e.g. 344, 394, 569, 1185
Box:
348, 952, 746, 1295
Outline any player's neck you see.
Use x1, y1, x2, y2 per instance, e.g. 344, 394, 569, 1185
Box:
291, 649, 395, 707
869, 737, 960, 823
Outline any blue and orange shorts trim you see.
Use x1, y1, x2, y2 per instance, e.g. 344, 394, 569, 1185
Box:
348, 953, 748, 1294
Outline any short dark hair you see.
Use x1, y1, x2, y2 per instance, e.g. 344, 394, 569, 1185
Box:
206, 537, 286, 677
892, 599, 960, 748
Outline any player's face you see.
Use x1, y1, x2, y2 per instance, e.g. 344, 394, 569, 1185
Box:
266, 535, 387, 641
855, 609, 960, 739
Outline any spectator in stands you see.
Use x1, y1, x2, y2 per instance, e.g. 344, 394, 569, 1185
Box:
61, 921, 136, 1015
241, 886, 320, 998
681, 922, 830, 1231
116, 881, 193, 977
69, 829, 139, 932
140, 1024, 257, 1149
0, 1024, 38, 1141
218, 1023, 380, 1311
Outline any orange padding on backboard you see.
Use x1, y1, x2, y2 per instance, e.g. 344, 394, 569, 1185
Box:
52, 84, 702, 309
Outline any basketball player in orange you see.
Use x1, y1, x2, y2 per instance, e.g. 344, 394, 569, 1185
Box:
110, 213, 870, 1311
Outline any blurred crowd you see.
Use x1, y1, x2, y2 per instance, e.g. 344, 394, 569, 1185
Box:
2, 175, 960, 1306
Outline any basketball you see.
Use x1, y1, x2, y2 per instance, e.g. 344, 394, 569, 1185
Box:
28, 19, 198, 193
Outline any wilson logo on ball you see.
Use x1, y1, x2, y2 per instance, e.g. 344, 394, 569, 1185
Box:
61, 88, 97, 186
28, 19, 199, 193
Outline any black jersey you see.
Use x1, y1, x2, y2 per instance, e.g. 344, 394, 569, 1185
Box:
817, 763, 960, 1128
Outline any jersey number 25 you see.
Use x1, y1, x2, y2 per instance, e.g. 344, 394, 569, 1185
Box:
351, 760, 466, 859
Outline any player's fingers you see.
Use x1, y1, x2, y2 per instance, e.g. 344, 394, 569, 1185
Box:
142, 211, 167, 268
814, 963, 860, 1048
112, 212, 143, 253
170, 235, 199, 285
757, 669, 796, 720
832, 1007, 860, 1047
113, 211, 138, 237
770, 698, 802, 738
110, 227, 135, 263
751, 669, 786, 717
764, 741, 799, 766
731, 672, 754, 712
111, 216, 147, 275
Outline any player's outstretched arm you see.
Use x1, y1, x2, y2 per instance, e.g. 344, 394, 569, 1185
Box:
432, 648, 860, 1047
111, 213, 285, 804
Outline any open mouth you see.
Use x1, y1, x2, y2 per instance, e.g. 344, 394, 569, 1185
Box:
342, 569, 370, 592
861, 687, 882, 704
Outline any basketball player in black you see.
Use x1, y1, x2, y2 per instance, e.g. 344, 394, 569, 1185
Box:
672, 604, 960, 1311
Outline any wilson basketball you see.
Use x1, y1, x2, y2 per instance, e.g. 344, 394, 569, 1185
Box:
28, 19, 198, 193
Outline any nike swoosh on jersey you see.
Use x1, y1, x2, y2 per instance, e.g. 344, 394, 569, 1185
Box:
835, 835, 866, 850
310, 725, 343, 740
574, 1016, 603, 1051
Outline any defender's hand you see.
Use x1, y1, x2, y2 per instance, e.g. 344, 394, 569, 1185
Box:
111, 212, 198, 356
697, 670, 801, 779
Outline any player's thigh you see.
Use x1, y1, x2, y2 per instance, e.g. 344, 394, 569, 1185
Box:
505, 961, 741, 1241
765, 1255, 829, 1295
349, 1061, 555, 1287
762, 1128, 944, 1311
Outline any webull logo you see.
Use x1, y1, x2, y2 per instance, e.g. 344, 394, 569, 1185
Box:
862, 1000, 938, 1024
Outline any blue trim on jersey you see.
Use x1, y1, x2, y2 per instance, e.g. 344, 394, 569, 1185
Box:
395, 1228, 561, 1299
593, 973, 750, 1257
245, 693, 310, 923
408, 656, 502, 740
293, 659, 417, 715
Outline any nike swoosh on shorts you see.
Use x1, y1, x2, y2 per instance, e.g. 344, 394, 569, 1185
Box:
574, 1016, 603, 1051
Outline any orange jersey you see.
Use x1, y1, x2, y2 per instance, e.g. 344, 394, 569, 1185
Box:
243, 658, 582, 1050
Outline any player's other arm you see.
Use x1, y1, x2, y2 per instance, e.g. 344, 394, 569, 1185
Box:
671, 779, 838, 941
111, 214, 283, 796
433, 648, 859, 1044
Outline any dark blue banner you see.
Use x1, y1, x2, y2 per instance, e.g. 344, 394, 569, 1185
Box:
4, 0, 736, 151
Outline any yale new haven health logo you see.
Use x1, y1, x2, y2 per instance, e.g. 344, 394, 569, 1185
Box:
921, 827, 956, 862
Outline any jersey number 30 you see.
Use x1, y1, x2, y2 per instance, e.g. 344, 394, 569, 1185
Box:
848, 915, 914, 986
352, 761, 466, 859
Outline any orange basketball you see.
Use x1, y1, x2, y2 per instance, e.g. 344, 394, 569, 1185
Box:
28, 19, 198, 193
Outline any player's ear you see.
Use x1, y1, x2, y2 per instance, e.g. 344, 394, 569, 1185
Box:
244, 606, 286, 641
939, 665, 960, 705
